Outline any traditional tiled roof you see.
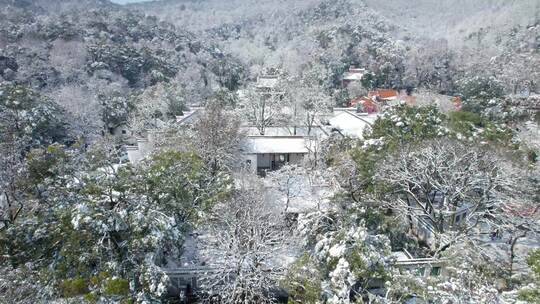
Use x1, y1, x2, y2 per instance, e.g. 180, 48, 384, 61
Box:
368, 89, 399, 100
343, 67, 366, 81
328, 110, 378, 138
256, 75, 279, 88
242, 136, 309, 154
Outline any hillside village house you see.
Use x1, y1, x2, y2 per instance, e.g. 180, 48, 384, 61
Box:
125, 71, 382, 171
368, 89, 400, 102
413, 204, 473, 246
126, 124, 323, 174
363, 249, 446, 298
239, 107, 379, 175
406, 192, 474, 247
237, 73, 281, 96
342, 67, 366, 88
392, 249, 446, 278
126, 108, 378, 169
109, 122, 132, 140
239, 126, 328, 175
341, 67, 412, 112
255, 74, 280, 90
241, 136, 309, 175
349, 96, 379, 113
325, 108, 377, 138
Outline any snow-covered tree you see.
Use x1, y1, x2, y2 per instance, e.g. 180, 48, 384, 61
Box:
286, 72, 332, 135
128, 83, 186, 135
0, 83, 68, 147
267, 164, 304, 212
50, 84, 103, 140
193, 99, 243, 173
0, 142, 230, 302
315, 223, 393, 303
240, 80, 287, 135
457, 75, 505, 114
374, 139, 530, 255
199, 177, 288, 303
290, 207, 394, 304
518, 249, 540, 302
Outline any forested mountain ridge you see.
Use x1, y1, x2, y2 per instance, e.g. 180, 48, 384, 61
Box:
363, 0, 538, 41
136, 0, 539, 96
0, 0, 244, 140
0, 0, 115, 12
135, 0, 408, 90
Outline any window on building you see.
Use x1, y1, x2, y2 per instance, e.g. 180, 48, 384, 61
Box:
416, 267, 425, 276
122, 129, 127, 134
430, 267, 441, 276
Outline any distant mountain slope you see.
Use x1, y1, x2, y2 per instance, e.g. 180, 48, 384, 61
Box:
134, 0, 538, 95
363, 0, 539, 46
0, 0, 117, 13
1, 0, 537, 128
133, 0, 409, 91
0, 0, 246, 90
0, 0, 245, 138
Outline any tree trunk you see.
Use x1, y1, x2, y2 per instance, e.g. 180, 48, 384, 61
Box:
307, 113, 312, 136
509, 233, 527, 277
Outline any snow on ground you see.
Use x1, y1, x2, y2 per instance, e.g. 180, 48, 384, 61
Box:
474, 222, 540, 275
262, 181, 333, 213
175, 169, 337, 269
263, 167, 338, 213
518, 120, 540, 152
241, 126, 328, 137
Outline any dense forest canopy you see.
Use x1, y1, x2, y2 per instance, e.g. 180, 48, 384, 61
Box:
0, 0, 539, 303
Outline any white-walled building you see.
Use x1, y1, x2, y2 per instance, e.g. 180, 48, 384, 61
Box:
125, 108, 204, 164
239, 125, 328, 175
255, 75, 279, 90
393, 249, 446, 278
126, 132, 159, 164
125, 107, 380, 170
342, 67, 366, 88
241, 136, 309, 175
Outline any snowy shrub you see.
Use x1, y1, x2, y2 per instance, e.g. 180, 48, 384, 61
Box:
282, 253, 323, 304
0, 143, 230, 302
311, 222, 392, 303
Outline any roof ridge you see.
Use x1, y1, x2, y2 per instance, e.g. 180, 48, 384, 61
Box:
342, 110, 375, 126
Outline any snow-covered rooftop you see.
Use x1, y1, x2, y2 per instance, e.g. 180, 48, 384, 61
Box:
343, 68, 366, 81
242, 136, 309, 154
392, 251, 413, 262
256, 75, 279, 88
175, 107, 203, 125
327, 110, 379, 138
241, 126, 328, 137
343, 72, 365, 81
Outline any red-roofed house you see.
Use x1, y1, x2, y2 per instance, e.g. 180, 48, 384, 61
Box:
368, 89, 399, 101
349, 96, 378, 113
452, 96, 462, 110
